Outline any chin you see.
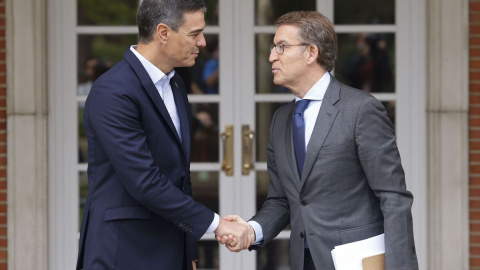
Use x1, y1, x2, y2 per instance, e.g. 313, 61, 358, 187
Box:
180, 61, 195, 68
272, 78, 283, 86
187, 59, 197, 67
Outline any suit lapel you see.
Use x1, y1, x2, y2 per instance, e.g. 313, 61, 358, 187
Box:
123, 49, 183, 145
300, 77, 341, 189
171, 75, 190, 159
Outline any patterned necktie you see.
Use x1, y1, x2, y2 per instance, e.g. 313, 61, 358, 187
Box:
292, 99, 311, 178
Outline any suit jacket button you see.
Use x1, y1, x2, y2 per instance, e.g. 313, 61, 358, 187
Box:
300, 232, 304, 238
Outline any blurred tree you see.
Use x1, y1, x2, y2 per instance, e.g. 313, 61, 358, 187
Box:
334, 0, 395, 24
256, 0, 316, 25
91, 35, 138, 61
78, 0, 138, 25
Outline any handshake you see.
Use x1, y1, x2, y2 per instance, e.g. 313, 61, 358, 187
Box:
214, 215, 255, 252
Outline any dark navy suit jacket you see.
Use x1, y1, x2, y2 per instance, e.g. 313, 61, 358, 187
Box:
76, 48, 214, 270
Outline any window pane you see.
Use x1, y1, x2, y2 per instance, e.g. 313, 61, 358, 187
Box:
256, 102, 289, 162
79, 171, 88, 230
190, 103, 219, 163
334, 0, 395, 25
78, 35, 136, 96
336, 33, 395, 93
257, 239, 290, 270
191, 171, 219, 214
78, 0, 138, 26
196, 240, 219, 269
205, 0, 219, 26
78, 102, 87, 164
255, 0, 316, 26
255, 34, 291, 94
177, 34, 219, 95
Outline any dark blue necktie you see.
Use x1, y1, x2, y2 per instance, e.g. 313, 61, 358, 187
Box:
292, 99, 311, 178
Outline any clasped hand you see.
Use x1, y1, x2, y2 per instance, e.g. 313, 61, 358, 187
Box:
214, 215, 255, 252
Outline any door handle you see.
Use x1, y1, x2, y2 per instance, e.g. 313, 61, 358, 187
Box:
242, 125, 255, 175
221, 125, 234, 176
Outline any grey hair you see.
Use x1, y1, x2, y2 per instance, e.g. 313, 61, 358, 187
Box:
275, 11, 338, 72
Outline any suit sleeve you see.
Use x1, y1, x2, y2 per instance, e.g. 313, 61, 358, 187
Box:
355, 96, 417, 269
184, 173, 199, 261
86, 82, 214, 240
249, 109, 291, 248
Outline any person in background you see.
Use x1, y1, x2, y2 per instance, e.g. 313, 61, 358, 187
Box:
77, 57, 110, 96
202, 37, 219, 94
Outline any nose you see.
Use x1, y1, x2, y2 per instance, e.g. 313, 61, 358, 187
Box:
269, 47, 278, 63
196, 33, 206, 48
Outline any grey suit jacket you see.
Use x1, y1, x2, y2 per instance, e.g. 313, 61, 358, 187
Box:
251, 76, 418, 270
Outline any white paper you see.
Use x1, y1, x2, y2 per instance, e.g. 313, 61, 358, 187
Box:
331, 233, 385, 270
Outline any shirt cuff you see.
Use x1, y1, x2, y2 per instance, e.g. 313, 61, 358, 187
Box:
204, 213, 220, 234
247, 220, 264, 244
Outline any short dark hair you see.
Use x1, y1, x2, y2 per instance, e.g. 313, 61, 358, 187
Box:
275, 11, 338, 72
137, 0, 207, 44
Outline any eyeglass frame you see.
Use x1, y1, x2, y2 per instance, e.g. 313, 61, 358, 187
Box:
270, 43, 310, 55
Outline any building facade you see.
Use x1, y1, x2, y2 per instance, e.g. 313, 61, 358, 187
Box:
4, 0, 473, 269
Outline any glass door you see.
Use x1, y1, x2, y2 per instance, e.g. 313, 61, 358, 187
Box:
243, 1, 321, 269
183, 1, 233, 269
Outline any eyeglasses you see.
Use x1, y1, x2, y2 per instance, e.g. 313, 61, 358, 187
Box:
270, 43, 309, 55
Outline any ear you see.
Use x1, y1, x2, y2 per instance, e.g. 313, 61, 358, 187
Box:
306, 45, 319, 65
156, 23, 170, 44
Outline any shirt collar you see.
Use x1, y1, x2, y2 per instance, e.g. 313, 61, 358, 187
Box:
295, 72, 331, 102
130, 45, 175, 85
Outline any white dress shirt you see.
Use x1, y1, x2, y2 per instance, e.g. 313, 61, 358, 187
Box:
130, 46, 181, 139
248, 72, 331, 244
130, 46, 220, 234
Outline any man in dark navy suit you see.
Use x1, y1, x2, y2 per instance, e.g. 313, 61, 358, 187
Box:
76, 1, 253, 269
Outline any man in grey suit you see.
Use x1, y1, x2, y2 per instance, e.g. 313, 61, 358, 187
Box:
220, 11, 418, 270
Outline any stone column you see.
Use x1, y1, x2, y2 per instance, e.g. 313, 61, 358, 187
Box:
6, 0, 48, 269
427, 0, 469, 269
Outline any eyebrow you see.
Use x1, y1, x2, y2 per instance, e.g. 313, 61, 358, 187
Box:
274, 39, 289, 44
188, 28, 204, 35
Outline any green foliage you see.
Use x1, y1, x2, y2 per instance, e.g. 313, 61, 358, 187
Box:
78, 0, 138, 25
90, 35, 138, 62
